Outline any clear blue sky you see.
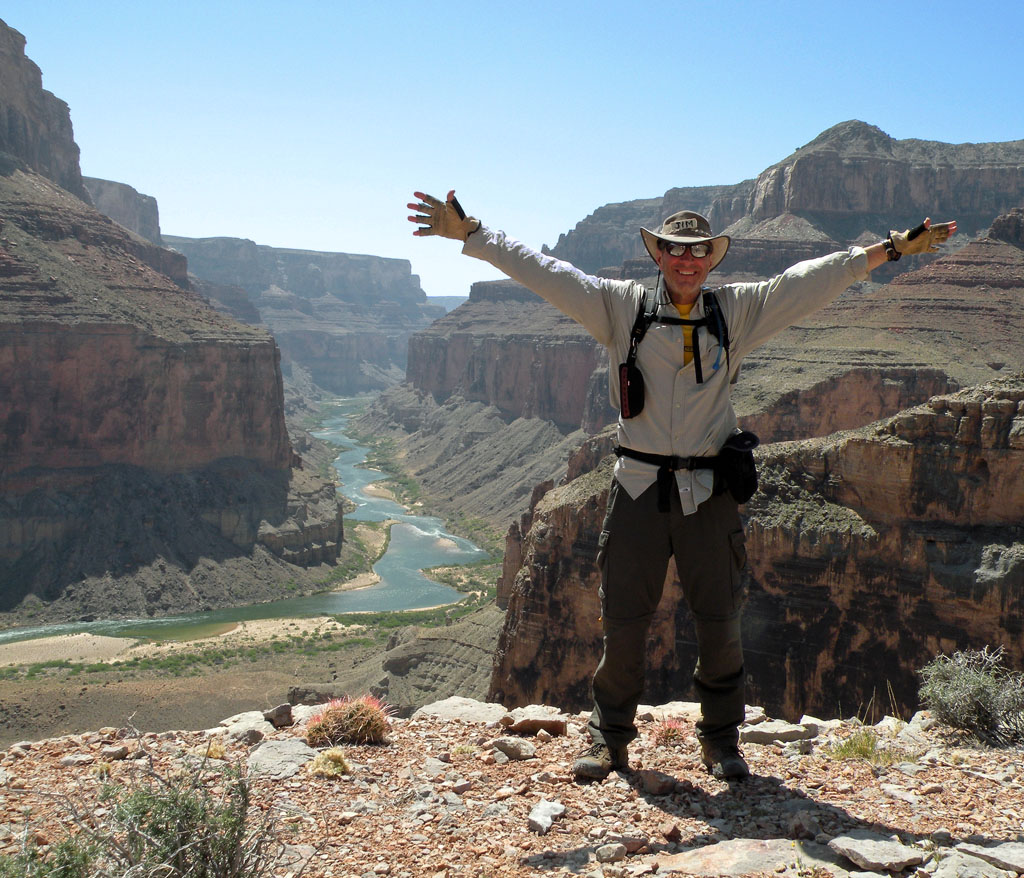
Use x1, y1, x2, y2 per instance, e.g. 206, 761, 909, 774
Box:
3, 1, 1020, 298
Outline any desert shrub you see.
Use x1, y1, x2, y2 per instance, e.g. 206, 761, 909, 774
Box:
0, 836, 98, 878
188, 737, 227, 760
0, 761, 288, 878
824, 728, 898, 766
918, 646, 1024, 745
306, 694, 392, 746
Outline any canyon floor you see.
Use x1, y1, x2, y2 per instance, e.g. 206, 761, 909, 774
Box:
0, 615, 389, 750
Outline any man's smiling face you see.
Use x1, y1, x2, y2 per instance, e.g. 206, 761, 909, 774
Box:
654, 242, 713, 306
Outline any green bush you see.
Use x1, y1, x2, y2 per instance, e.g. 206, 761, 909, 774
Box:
0, 762, 288, 878
918, 646, 1024, 745
0, 835, 98, 878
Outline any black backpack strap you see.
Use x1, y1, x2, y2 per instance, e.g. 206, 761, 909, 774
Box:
629, 287, 732, 386
702, 290, 731, 379
625, 289, 656, 370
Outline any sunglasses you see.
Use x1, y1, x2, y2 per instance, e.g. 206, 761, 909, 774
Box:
659, 240, 713, 258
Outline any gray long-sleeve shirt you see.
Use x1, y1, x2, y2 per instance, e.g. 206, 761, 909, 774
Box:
463, 225, 870, 513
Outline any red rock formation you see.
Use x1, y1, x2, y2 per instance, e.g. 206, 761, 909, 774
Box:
0, 171, 290, 475
407, 279, 614, 432
0, 27, 347, 625
742, 379, 1024, 718
748, 122, 1024, 227
490, 379, 1024, 720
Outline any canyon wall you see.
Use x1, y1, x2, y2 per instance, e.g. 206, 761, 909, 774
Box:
379, 126, 1024, 534
490, 379, 1024, 720
0, 18, 344, 626
547, 121, 1024, 277
379, 213, 1024, 718
543, 182, 752, 274
0, 20, 88, 202
164, 234, 443, 394
82, 176, 162, 244
0, 165, 344, 626
407, 279, 613, 432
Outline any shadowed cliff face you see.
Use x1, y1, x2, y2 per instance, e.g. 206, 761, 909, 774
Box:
0, 165, 345, 625
0, 169, 290, 475
490, 379, 1024, 720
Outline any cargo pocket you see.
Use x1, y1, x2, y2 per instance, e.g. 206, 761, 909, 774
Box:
596, 529, 611, 572
729, 528, 748, 608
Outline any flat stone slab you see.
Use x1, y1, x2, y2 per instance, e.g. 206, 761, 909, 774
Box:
957, 841, 1024, 873
934, 851, 1011, 878
247, 739, 318, 780
828, 830, 924, 871
648, 838, 848, 876
413, 696, 507, 724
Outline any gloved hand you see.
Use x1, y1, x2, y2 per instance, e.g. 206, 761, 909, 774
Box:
407, 190, 480, 241
887, 218, 957, 259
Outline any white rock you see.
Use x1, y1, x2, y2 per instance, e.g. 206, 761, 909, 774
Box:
528, 799, 565, 834
740, 719, 815, 744
636, 701, 701, 723
414, 696, 508, 724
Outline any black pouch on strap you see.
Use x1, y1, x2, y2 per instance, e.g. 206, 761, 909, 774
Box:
618, 362, 645, 419
717, 430, 760, 504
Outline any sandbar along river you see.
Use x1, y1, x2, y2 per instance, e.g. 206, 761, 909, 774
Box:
0, 400, 487, 646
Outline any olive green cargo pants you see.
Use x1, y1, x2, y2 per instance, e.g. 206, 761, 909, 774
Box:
588, 478, 747, 751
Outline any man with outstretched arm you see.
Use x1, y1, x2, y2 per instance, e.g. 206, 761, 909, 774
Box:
408, 190, 956, 782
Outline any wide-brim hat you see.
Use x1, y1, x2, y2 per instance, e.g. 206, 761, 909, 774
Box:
640, 210, 730, 272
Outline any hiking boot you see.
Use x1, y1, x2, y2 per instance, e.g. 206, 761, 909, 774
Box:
700, 742, 749, 780
573, 742, 628, 781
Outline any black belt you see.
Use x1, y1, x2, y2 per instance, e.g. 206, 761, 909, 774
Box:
614, 445, 720, 512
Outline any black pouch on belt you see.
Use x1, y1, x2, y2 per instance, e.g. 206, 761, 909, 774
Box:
717, 430, 760, 503
618, 362, 645, 419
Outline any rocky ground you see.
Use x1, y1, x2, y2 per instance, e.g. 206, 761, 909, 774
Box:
2, 697, 1022, 878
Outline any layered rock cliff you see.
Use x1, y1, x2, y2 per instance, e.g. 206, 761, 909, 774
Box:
0, 20, 88, 202
373, 217, 1024, 719
163, 234, 443, 394
0, 20, 345, 626
372, 123, 1024, 537
0, 164, 345, 626
407, 279, 614, 432
367, 214, 1021, 534
490, 378, 1024, 720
